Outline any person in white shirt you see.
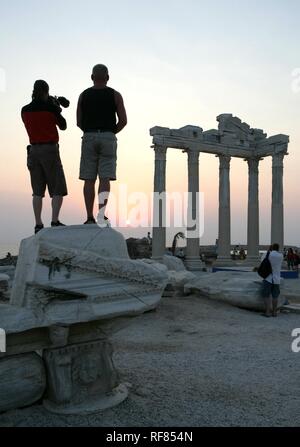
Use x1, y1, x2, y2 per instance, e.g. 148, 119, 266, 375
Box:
261, 243, 284, 317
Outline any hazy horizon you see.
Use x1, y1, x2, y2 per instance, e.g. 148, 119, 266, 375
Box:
1, 0, 300, 251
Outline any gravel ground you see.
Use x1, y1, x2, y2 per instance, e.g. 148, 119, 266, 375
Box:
0, 295, 299, 427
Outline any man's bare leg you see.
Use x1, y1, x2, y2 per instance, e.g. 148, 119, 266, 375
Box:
84, 180, 96, 220
52, 196, 63, 223
263, 297, 272, 317
272, 299, 278, 317
33, 195, 43, 226
98, 178, 111, 219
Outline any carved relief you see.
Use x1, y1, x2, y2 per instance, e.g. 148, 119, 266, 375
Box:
43, 340, 119, 412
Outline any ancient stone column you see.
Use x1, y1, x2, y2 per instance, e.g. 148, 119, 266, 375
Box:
185, 150, 203, 271
271, 153, 285, 250
152, 145, 167, 260
217, 155, 232, 264
247, 158, 260, 262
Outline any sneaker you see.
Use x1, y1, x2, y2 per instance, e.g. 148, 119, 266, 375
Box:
51, 221, 66, 227
97, 215, 111, 228
84, 217, 97, 225
35, 224, 44, 234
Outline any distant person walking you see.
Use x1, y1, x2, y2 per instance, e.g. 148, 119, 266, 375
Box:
77, 64, 127, 227
22, 80, 68, 234
261, 243, 284, 317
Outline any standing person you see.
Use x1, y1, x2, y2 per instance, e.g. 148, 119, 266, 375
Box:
287, 248, 295, 270
294, 249, 300, 272
22, 80, 68, 234
261, 243, 284, 317
77, 64, 127, 227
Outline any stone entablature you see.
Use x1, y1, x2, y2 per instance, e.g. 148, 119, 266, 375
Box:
150, 114, 289, 158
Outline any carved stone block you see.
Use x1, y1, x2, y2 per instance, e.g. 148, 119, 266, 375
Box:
43, 339, 128, 415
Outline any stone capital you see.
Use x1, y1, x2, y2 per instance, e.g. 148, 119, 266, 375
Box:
272, 153, 285, 169
247, 157, 260, 173
218, 155, 231, 170
153, 145, 167, 161
187, 150, 200, 164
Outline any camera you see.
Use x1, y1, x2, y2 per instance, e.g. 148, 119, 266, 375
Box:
50, 96, 70, 109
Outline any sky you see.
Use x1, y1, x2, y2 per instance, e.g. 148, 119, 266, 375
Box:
0, 0, 300, 254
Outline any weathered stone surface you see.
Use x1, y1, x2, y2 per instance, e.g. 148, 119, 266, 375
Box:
184, 272, 286, 311
0, 304, 37, 335
0, 266, 15, 281
150, 126, 171, 137
141, 259, 168, 273
43, 339, 127, 415
0, 226, 168, 415
10, 226, 167, 327
163, 255, 186, 272
0, 274, 10, 286
167, 271, 196, 290
0, 353, 46, 413
142, 257, 195, 293
0, 274, 9, 301
179, 125, 203, 139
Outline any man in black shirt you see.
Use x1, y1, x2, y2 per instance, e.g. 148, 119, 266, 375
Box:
77, 64, 127, 227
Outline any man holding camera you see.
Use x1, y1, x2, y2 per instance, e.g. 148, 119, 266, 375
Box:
22, 80, 68, 234
77, 64, 127, 227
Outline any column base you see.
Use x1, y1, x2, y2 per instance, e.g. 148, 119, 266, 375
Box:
214, 257, 234, 267
184, 257, 205, 271
152, 256, 164, 263
43, 339, 128, 416
43, 384, 128, 415
243, 256, 261, 267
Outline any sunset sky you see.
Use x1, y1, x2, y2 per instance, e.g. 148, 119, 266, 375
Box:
1, 0, 300, 254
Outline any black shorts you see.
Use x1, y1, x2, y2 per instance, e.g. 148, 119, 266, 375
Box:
27, 144, 68, 198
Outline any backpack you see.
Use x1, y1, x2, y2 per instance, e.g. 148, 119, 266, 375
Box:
257, 251, 272, 279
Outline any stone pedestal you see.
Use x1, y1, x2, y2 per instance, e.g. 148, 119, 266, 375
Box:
152, 146, 167, 261
43, 339, 128, 415
185, 150, 204, 271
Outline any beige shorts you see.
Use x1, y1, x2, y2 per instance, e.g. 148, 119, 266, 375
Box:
79, 132, 118, 181
27, 144, 68, 198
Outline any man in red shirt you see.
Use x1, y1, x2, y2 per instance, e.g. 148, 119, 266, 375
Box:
22, 80, 68, 233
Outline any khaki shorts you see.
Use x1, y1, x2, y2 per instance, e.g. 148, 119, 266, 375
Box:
27, 144, 68, 198
79, 132, 118, 181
